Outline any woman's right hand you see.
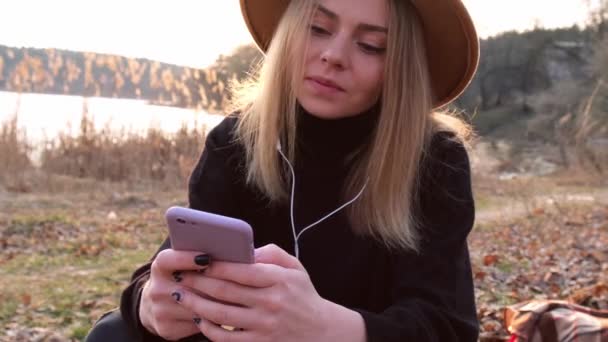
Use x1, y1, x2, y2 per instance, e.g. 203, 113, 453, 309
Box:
139, 249, 211, 341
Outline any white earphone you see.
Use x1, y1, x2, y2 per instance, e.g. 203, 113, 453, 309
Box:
276, 141, 366, 259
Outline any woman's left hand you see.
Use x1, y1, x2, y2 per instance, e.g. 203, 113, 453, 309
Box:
172, 244, 361, 342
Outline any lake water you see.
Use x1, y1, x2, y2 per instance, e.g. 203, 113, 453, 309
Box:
0, 91, 225, 143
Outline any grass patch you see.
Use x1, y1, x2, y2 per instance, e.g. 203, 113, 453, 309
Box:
474, 193, 493, 210
494, 291, 519, 307
496, 260, 514, 273
4, 213, 73, 235
71, 324, 91, 340
0, 299, 19, 324
0, 202, 162, 341
0, 247, 153, 336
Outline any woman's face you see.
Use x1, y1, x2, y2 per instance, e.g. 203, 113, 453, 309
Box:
296, 0, 388, 119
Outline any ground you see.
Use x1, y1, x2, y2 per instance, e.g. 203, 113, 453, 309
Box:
1, 165, 607, 341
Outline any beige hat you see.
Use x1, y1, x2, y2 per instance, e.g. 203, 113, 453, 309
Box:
240, 0, 480, 109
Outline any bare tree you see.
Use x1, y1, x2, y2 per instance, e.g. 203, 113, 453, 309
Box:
584, 0, 607, 39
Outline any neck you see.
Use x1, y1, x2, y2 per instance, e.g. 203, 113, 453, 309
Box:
294, 102, 380, 166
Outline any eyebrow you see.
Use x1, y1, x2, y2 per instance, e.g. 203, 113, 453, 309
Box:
316, 4, 388, 33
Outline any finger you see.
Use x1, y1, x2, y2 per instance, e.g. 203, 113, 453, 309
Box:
142, 284, 202, 339
171, 288, 260, 330
255, 244, 305, 271
204, 261, 284, 288
195, 316, 251, 342
152, 249, 211, 275
172, 271, 217, 301
181, 272, 261, 307
144, 276, 203, 320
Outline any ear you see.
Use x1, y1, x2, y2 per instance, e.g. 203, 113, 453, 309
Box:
255, 244, 305, 271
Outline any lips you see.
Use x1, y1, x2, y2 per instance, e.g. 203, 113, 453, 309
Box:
306, 76, 345, 92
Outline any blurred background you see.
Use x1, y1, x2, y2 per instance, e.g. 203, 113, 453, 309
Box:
0, 0, 606, 341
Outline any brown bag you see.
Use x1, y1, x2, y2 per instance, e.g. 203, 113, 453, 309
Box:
504, 300, 608, 342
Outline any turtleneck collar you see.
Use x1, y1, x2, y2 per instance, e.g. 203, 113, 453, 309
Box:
294, 102, 380, 166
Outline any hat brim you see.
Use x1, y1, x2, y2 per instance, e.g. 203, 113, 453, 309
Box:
240, 0, 480, 109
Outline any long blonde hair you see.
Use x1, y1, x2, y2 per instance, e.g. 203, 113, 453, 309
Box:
231, 0, 472, 253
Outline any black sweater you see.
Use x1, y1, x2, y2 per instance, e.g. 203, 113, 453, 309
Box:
120, 108, 479, 341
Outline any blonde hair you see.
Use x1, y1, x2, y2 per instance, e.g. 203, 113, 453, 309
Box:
231, 0, 472, 253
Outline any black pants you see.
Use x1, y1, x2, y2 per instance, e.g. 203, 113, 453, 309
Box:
85, 310, 209, 342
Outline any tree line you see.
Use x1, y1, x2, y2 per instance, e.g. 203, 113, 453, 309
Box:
0, 44, 263, 113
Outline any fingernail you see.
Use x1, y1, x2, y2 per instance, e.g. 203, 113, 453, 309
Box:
194, 254, 210, 267
193, 317, 201, 325
172, 271, 183, 283
171, 290, 183, 303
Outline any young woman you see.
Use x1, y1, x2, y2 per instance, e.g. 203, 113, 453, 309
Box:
86, 0, 480, 340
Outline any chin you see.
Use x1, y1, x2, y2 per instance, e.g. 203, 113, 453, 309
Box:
299, 99, 354, 120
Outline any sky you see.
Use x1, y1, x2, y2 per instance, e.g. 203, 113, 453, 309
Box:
0, 0, 601, 69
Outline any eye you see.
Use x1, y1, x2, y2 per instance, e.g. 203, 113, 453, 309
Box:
358, 43, 386, 55
310, 25, 331, 36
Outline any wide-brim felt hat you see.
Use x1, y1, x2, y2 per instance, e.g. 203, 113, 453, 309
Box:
239, 0, 480, 109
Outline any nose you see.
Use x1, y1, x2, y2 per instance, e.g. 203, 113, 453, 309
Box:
320, 32, 349, 70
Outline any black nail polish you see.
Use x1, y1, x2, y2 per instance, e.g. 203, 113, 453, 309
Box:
171, 291, 182, 302
172, 271, 183, 283
193, 317, 201, 325
194, 254, 210, 267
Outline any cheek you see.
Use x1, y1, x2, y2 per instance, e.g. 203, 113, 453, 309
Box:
354, 58, 384, 98
305, 39, 323, 63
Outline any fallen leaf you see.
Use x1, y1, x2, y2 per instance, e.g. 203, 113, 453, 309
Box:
482, 320, 501, 332
593, 283, 608, 297
21, 293, 31, 306
484, 255, 499, 266
80, 300, 97, 309
532, 208, 545, 216
476, 271, 488, 280
543, 271, 564, 284
586, 251, 608, 263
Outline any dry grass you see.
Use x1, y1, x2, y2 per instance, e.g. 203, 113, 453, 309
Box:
0, 112, 208, 193
0, 115, 33, 192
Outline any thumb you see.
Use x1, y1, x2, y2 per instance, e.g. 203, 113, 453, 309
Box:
255, 244, 305, 271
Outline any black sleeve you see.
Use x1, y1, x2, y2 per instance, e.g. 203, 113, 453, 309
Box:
119, 116, 243, 341
353, 133, 479, 341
